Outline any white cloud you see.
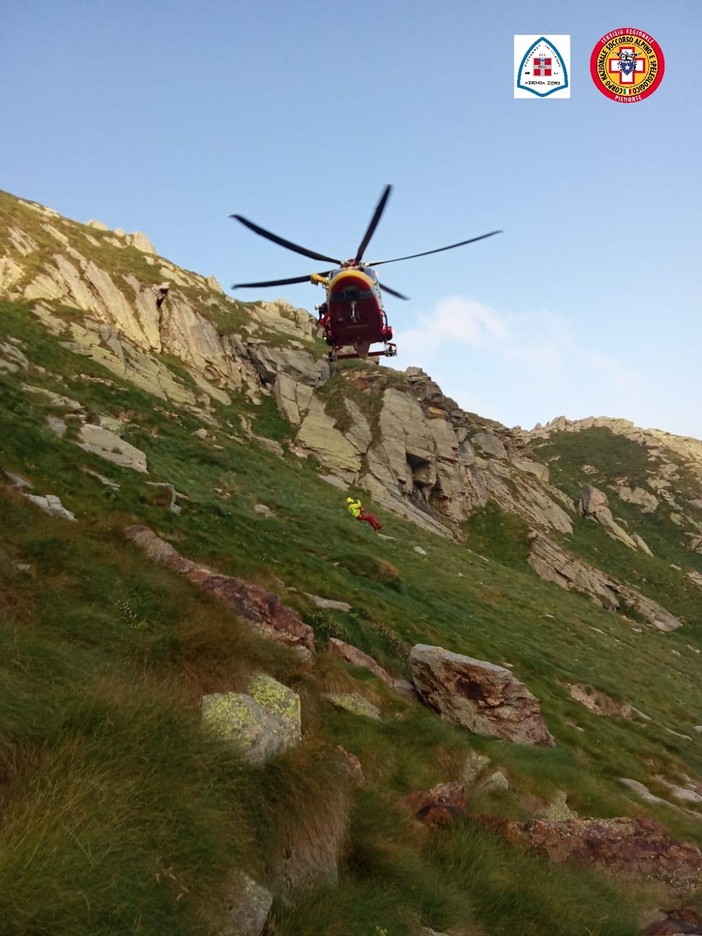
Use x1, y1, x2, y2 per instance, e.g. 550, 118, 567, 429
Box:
396, 296, 510, 357
391, 294, 650, 430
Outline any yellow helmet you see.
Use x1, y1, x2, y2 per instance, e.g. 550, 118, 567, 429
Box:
346, 496, 354, 503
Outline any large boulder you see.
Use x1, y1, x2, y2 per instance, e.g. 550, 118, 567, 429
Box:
409, 645, 555, 746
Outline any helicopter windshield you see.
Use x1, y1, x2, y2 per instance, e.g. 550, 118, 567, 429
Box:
361, 266, 378, 282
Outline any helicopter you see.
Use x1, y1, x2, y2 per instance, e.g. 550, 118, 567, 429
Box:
231, 185, 501, 361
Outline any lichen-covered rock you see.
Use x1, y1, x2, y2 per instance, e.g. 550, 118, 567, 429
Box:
326, 692, 382, 720
249, 674, 301, 744
410, 644, 555, 746
201, 675, 301, 764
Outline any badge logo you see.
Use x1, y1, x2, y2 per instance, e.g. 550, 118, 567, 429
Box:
515, 35, 570, 98
590, 28, 665, 102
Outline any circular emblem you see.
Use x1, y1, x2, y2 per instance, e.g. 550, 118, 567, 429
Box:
590, 28, 665, 102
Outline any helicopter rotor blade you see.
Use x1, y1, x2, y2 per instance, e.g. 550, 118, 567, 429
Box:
231, 215, 342, 266
369, 229, 503, 267
355, 184, 392, 262
232, 274, 323, 290
379, 282, 410, 301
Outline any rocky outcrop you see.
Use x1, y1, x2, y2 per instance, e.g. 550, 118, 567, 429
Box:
23, 492, 77, 521
568, 683, 632, 718
529, 417, 702, 471
616, 483, 659, 512
409, 644, 555, 746
528, 532, 683, 631
579, 484, 651, 554
278, 367, 575, 537
0, 193, 640, 545
125, 525, 315, 652
2, 194, 325, 410
501, 816, 702, 889
527, 416, 702, 559
77, 424, 149, 472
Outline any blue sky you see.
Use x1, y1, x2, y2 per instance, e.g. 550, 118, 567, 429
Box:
3, 0, 701, 437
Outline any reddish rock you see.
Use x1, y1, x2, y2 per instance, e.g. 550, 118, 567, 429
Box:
410, 644, 555, 746
502, 816, 702, 889
642, 907, 702, 935
402, 781, 468, 827
568, 683, 632, 718
335, 745, 365, 785
328, 637, 416, 699
126, 525, 314, 652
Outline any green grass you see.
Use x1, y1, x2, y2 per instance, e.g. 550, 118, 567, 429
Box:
2, 204, 702, 935
462, 500, 533, 569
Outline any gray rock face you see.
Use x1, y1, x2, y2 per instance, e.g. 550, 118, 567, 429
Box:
0, 194, 580, 544
528, 416, 702, 560
282, 369, 573, 538
410, 644, 555, 746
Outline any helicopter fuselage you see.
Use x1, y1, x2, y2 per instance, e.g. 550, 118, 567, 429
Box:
321, 265, 395, 360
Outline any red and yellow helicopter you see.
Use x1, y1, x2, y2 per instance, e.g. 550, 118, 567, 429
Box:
231, 185, 501, 361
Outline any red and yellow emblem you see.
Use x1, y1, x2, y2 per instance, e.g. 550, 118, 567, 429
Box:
590, 28, 665, 102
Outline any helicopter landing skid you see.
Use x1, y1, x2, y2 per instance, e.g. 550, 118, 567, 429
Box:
330, 343, 397, 361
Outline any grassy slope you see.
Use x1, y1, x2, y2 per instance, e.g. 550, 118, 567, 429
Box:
1, 297, 701, 936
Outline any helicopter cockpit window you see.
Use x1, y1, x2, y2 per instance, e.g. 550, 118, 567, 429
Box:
362, 267, 379, 282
